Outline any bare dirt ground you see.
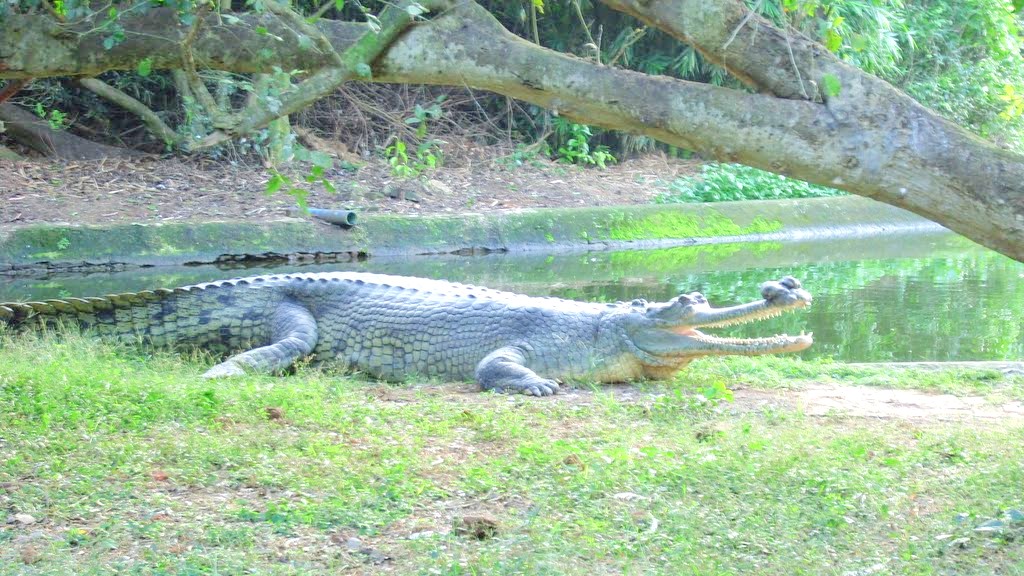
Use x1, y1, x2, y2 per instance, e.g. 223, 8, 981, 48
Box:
0, 150, 700, 226
734, 384, 1024, 422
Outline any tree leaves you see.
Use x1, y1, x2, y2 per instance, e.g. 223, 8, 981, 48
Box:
136, 57, 153, 77
821, 74, 842, 98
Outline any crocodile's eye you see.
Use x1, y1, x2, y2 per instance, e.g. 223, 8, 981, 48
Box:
780, 277, 802, 290
676, 292, 706, 306
677, 292, 706, 305
630, 298, 648, 307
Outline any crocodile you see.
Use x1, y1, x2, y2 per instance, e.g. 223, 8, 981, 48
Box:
0, 272, 813, 395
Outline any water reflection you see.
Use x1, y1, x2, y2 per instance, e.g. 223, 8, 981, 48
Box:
3, 231, 1021, 362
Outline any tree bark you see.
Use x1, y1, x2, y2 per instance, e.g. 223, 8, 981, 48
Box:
0, 80, 31, 104
0, 145, 22, 160
77, 78, 183, 147
0, 1, 1021, 260
0, 103, 139, 159
596, 0, 1024, 262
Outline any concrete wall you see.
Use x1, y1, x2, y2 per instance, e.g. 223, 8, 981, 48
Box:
0, 196, 943, 272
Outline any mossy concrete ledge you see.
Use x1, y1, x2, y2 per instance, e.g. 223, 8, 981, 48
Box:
0, 196, 940, 270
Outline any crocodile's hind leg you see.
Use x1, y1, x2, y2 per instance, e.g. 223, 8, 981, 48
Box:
202, 301, 318, 378
475, 346, 561, 396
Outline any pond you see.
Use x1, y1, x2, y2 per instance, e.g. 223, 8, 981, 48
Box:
3, 230, 1022, 363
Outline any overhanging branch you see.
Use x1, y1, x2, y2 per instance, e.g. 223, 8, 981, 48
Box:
0, 1, 1021, 261
78, 77, 183, 146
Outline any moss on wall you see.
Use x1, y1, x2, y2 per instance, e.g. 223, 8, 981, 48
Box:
0, 196, 933, 270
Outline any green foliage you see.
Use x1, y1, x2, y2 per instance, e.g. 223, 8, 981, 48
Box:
385, 138, 443, 178
821, 73, 842, 97
905, 57, 1024, 149
100, 5, 126, 50
135, 57, 153, 77
264, 145, 336, 209
33, 102, 67, 131
551, 118, 616, 168
382, 95, 446, 178
1000, 84, 1024, 120
758, 1, 1024, 149
889, 0, 1024, 149
385, 140, 415, 178
776, 1, 909, 80
657, 163, 845, 203
404, 95, 445, 139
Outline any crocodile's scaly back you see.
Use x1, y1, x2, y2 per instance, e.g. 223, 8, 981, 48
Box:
0, 278, 283, 353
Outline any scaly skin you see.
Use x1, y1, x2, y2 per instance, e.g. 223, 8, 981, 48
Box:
0, 272, 813, 395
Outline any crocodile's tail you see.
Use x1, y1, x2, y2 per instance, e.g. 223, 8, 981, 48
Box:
0, 279, 276, 351
1, 288, 184, 345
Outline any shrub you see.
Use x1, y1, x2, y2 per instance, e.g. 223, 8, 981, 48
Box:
656, 163, 846, 204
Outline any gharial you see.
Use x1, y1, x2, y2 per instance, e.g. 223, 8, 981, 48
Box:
0, 272, 813, 396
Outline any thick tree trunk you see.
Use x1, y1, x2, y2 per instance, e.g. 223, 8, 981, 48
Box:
0, 1, 1021, 260
597, 0, 1024, 262
0, 103, 138, 159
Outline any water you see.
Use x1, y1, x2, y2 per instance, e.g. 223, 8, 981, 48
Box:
3, 230, 1022, 363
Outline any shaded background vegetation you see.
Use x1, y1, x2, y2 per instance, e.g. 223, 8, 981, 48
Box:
6, 0, 1024, 162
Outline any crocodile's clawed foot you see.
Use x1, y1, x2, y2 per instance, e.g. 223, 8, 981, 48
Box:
499, 377, 560, 396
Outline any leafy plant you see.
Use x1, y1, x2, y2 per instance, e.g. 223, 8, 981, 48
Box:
551, 120, 616, 168
264, 145, 336, 209
385, 139, 443, 179
382, 95, 447, 178
657, 163, 845, 203
386, 140, 416, 178
33, 103, 67, 131
404, 95, 445, 139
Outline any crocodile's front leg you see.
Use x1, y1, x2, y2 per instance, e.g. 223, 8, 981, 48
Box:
475, 346, 561, 396
203, 301, 318, 378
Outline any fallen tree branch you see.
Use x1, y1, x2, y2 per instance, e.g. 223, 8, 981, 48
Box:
0, 144, 22, 160
0, 103, 139, 159
78, 77, 183, 147
0, 80, 30, 104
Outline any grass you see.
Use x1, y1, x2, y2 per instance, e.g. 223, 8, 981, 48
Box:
1, 333, 1023, 575
693, 355, 1024, 401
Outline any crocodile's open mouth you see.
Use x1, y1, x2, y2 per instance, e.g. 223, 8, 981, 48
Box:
642, 275, 814, 356
670, 328, 814, 354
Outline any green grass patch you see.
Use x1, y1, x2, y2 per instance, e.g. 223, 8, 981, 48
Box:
606, 210, 782, 241
1, 334, 1022, 574
657, 163, 846, 204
